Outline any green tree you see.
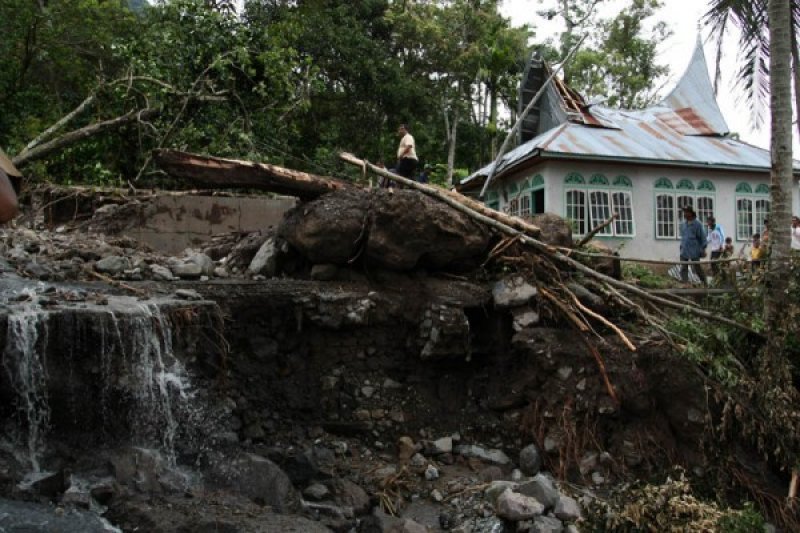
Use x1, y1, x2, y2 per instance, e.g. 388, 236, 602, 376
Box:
540, 0, 671, 108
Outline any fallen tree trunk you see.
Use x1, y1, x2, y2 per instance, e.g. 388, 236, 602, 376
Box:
339, 153, 541, 238
155, 149, 355, 200
13, 108, 161, 168
340, 151, 760, 337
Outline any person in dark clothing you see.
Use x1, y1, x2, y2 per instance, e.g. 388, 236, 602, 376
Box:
679, 206, 707, 285
417, 166, 430, 184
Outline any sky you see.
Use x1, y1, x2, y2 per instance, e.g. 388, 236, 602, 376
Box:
499, 0, 800, 154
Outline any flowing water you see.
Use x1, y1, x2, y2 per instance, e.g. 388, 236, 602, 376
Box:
1, 284, 200, 471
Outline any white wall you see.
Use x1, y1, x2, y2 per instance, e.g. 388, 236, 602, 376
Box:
489, 160, 800, 261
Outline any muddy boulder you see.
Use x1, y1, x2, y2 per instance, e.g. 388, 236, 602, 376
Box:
279, 189, 490, 271
531, 213, 573, 248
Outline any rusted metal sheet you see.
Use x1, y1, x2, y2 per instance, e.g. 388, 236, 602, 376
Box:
460, 37, 786, 188
658, 36, 729, 135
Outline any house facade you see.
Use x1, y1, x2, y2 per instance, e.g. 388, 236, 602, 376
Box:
460, 39, 800, 261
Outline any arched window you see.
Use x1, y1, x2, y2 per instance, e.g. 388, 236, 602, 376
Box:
654, 177, 716, 239
564, 172, 634, 237
565, 172, 585, 185
735, 183, 770, 240
654, 177, 673, 189
589, 173, 609, 186
613, 175, 632, 187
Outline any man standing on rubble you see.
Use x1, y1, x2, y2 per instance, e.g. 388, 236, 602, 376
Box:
680, 206, 707, 285
393, 124, 418, 179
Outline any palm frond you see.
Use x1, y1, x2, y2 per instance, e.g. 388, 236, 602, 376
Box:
702, 0, 800, 129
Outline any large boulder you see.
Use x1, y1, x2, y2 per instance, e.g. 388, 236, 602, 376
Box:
279, 189, 490, 271
584, 240, 622, 279
531, 213, 573, 248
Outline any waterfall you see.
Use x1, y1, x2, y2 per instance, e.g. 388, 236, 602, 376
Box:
124, 302, 194, 465
2, 308, 49, 472
2, 291, 201, 471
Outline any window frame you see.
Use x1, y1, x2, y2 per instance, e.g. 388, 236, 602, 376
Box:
653, 178, 716, 240
735, 182, 770, 241
564, 173, 635, 238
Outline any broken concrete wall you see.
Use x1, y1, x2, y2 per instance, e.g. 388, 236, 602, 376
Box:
39, 188, 296, 254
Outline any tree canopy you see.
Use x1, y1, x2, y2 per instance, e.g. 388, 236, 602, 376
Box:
0, 0, 671, 186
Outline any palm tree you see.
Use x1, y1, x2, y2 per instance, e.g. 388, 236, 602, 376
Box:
705, 0, 795, 339
704, 0, 800, 134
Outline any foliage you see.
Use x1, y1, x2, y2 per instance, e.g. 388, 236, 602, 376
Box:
539, 0, 671, 108
662, 258, 800, 529
584, 470, 766, 532
622, 263, 673, 289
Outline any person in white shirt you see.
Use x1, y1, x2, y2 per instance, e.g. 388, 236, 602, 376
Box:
393, 124, 418, 179
792, 215, 800, 251
706, 216, 724, 275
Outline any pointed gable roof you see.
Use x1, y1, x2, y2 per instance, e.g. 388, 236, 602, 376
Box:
658, 36, 729, 135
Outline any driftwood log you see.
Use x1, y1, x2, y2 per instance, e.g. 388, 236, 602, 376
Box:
154, 149, 355, 200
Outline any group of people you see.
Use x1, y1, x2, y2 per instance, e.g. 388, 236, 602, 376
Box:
680, 207, 800, 284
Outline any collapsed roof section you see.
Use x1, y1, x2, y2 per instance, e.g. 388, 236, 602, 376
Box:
465, 37, 758, 190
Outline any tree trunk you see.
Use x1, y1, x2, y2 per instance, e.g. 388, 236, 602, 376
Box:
155, 149, 355, 199
12, 108, 160, 167
791, 29, 800, 141
446, 107, 458, 187
764, 0, 794, 375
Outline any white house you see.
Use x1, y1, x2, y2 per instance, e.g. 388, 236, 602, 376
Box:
458, 39, 800, 261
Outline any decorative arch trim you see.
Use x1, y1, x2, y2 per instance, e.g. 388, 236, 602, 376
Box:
755, 184, 770, 194
736, 182, 753, 194
613, 175, 632, 187
589, 173, 609, 186
697, 180, 715, 192
565, 172, 585, 185
654, 177, 673, 189
676, 179, 695, 190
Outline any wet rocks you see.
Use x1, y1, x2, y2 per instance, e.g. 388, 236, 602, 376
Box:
519, 444, 543, 476
454, 444, 511, 466
496, 490, 545, 521
210, 452, 299, 513
492, 275, 538, 308
517, 474, 560, 510
94, 255, 130, 275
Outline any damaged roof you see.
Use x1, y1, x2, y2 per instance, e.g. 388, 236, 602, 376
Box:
463, 38, 792, 189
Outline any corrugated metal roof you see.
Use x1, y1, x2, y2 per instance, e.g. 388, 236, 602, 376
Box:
461, 37, 792, 188
464, 114, 795, 186
658, 35, 729, 135
0, 148, 21, 178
